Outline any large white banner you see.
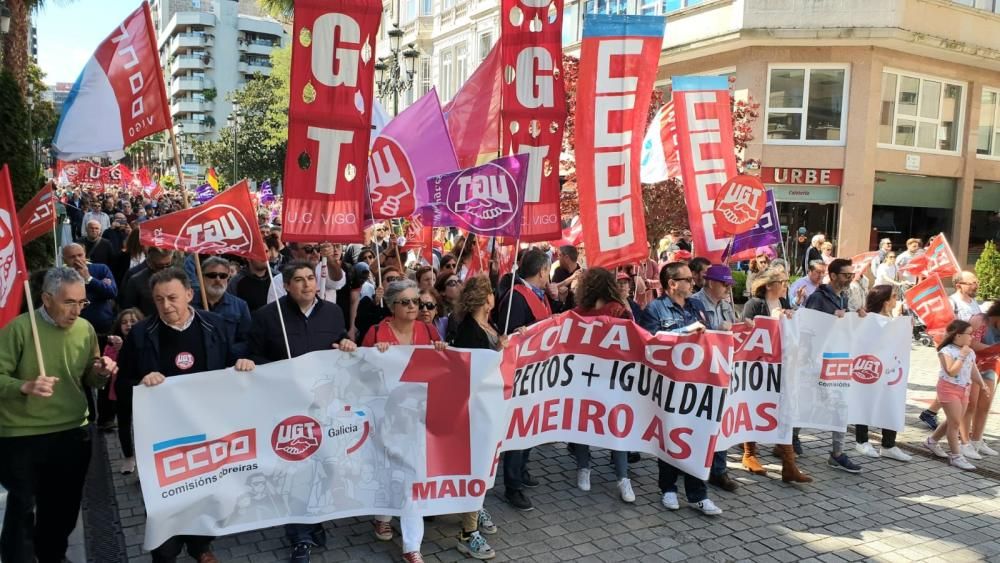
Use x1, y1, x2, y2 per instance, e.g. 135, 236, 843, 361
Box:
134, 347, 508, 550
782, 309, 910, 432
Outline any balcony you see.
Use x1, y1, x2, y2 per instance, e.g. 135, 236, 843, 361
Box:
159, 12, 216, 49
175, 120, 209, 135
170, 99, 214, 115
170, 77, 213, 96
170, 54, 212, 76
169, 33, 213, 54
239, 38, 279, 55
239, 60, 273, 75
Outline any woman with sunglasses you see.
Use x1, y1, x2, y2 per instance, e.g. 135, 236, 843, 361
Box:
417, 289, 448, 338
364, 279, 447, 563
434, 271, 463, 318
354, 266, 401, 343
744, 248, 772, 298
741, 269, 812, 483
440, 253, 458, 273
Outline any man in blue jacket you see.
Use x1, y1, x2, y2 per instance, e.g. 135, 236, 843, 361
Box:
191, 257, 251, 358
639, 262, 722, 516
118, 267, 254, 563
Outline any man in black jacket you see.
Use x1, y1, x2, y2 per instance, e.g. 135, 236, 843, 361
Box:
248, 260, 356, 563
120, 248, 175, 317
118, 267, 254, 563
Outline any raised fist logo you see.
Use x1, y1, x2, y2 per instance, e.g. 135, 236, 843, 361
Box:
368, 137, 414, 217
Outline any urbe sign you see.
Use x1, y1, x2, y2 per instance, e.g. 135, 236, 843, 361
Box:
282, 0, 380, 242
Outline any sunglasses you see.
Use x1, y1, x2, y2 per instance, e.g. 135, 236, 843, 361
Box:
384, 276, 402, 283
419, 301, 437, 311
445, 279, 462, 287
301, 245, 320, 253
204, 272, 229, 280
442, 262, 456, 269
395, 298, 420, 307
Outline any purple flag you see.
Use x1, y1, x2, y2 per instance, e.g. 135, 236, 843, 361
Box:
725, 189, 780, 260
259, 180, 276, 205
194, 183, 215, 204
418, 154, 529, 239
366, 88, 458, 221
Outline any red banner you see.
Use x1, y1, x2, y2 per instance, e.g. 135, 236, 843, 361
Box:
57, 161, 133, 187
904, 274, 955, 331
282, 0, 380, 242
899, 233, 959, 280
0, 165, 28, 329
499, 0, 566, 242
575, 15, 665, 270
672, 76, 738, 263
139, 181, 267, 261
17, 183, 57, 244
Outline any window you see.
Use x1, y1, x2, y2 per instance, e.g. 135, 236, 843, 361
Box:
439, 49, 453, 100
563, 1, 580, 45
584, 0, 632, 14
401, 0, 417, 23
421, 0, 433, 15
765, 65, 848, 144
979, 88, 1000, 158
419, 58, 431, 97
456, 42, 468, 91
478, 32, 493, 63
879, 69, 964, 153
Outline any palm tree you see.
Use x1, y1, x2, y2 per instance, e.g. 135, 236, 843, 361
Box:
257, 0, 293, 20
1, 0, 32, 92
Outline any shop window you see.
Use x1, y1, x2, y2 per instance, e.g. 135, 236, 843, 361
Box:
879, 69, 965, 153
765, 66, 848, 145
978, 88, 1000, 158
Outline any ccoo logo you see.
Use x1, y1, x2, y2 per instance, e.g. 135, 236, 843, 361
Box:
271, 415, 322, 461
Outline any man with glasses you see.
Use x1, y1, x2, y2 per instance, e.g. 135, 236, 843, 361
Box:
120, 248, 175, 317
248, 260, 356, 563
639, 262, 723, 516
0, 267, 117, 563
193, 257, 251, 357
802, 258, 866, 474
790, 260, 826, 307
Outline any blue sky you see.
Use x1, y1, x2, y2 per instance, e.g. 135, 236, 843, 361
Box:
36, 0, 143, 84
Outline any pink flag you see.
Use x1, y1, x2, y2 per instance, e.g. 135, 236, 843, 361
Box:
367, 89, 458, 220
443, 44, 502, 168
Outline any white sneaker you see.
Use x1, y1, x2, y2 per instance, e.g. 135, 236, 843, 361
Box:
924, 437, 948, 458
618, 478, 635, 503
577, 468, 591, 492
120, 457, 136, 475
661, 491, 679, 510
880, 446, 912, 462
961, 442, 983, 460
950, 454, 977, 471
855, 442, 880, 458
973, 440, 999, 456
693, 498, 723, 516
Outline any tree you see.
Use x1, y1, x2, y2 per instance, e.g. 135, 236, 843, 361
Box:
256, 0, 293, 20
976, 240, 1000, 301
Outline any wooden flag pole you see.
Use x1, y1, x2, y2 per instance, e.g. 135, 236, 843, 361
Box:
23, 280, 47, 378
168, 128, 209, 310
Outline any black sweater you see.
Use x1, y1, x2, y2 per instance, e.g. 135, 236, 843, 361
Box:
249, 296, 348, 362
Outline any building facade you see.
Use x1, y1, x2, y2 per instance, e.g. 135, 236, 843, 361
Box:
149, 0, 286, 185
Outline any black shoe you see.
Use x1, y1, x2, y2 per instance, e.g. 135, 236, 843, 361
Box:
627, 452, 641, 464
289, 542, 311, 563
521, 471, 540, 488
792, 437, 803, 455
98, 420, 117, 432
504, 489, 534, 511
708, 472, 739, 492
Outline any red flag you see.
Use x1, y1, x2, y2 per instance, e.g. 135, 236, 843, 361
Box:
57, 161, 133, 188
713, 175, 766, 235
17, 183, 57, 244
282, 0, 380, 242
673, 76, 739, 263
904, 274, 955, 330
914, 233, 960, 279
0, 165, 28, 329
575, 15, 664, 270
443, 43, 502, 168
499, 0, 566, 242
850, 251, 880, 274
139, 180, 267, 261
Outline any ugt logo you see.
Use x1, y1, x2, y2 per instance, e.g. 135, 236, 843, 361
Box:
820, 353, 883, 384
271, 415, 323, 461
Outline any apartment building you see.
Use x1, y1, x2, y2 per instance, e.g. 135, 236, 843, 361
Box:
149, 0, 286, 185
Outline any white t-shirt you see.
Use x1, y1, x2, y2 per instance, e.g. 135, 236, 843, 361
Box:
939, 344, 976, 387
874, 263, 898, 287
950, 293, 982, 322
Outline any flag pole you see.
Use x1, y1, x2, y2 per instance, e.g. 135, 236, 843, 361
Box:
23, 280, 47, 378
168, 128, 209, 310
266, 265, 293, 359
503, 237, 521, 334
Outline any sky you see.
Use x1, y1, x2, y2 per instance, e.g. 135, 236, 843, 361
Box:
36, 0, 143, 85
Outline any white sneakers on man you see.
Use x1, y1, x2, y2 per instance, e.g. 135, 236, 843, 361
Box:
693, 499, 723, 516
618, 478, 635, 503
973, 440, 999, 456
661, 492, 680, 510
855, 442, 880, 458
961, 442, 983, 460
880, 446, 912, 462
577, 468, 591, 492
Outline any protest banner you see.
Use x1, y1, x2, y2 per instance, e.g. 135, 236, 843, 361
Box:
133, 347, 508, 550
17, 183, 57, 244
56, 161, 134, 188
282, 0, 380, 242
715, 317, 793, 450
499, 0, 565, 242
673, 76, 738, 263
575, 14, 665, 269
782, 309, 910, 433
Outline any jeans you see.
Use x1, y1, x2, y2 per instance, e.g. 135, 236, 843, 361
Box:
502, 447, 533, 491
574, 445, 627, 480
710, 450, 729, 477
150, 536, 214, 563
375, 515, 424, 553
0, 427, 91, 563
285, 523, 326, 547
657, 460, 707, 503
855, 425, 896, 448
794, 427, 846, 455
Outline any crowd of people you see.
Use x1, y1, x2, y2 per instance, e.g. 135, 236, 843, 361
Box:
1, 191, 997, 563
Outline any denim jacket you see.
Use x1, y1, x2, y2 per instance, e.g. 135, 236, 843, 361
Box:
639, 295, 709, 335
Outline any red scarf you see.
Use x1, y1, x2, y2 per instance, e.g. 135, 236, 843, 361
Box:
513, 284, 552, 321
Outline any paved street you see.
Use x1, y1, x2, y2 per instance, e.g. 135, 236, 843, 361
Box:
30, 344, 1000, 562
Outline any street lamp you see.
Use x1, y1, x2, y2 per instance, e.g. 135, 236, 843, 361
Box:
374, 25, 420, 116
227, 103, 241, 182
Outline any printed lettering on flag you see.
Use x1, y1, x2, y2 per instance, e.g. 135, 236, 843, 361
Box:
850, 251, 881, 274
640, 101, 680, 184
575, 14, 665, 269
51, 3, 172, 160
499, 0, 566, 242
673, 76, 738, 263
56, 161, 133, 188
904, 274, 955, 330
282, 0, 380, 242
713, 175, 766, 235
0, 165, 28, 329
17, 183, 57, 244
922, 233, 960, 279
140, 181, 267, 261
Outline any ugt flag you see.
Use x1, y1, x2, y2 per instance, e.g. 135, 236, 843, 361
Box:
724, 189, 780, 262
51, 3, 171, 160
17, 182, 57, 245
0, 165, 28, 329
418, 154, 529, 239
139, 181, 267, 262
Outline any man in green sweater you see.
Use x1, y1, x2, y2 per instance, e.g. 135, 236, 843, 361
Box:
0, 266, 117, 563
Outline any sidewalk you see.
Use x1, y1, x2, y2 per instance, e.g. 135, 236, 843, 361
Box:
91, 344, 1000, 562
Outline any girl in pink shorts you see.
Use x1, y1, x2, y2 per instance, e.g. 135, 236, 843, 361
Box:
925, 320, 991, 470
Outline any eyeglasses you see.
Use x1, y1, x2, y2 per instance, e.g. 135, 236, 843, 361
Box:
419, 301, 437, 311
445, 279, 462, 287
204, 272, 229, 280
671, 277, 693, 283
772, 279, 790, 284
301, 245, 320, 254
442, 263, 456, 270
832, 271, 853, 277
957, 281, 979, 286
395, 298, 420, 307
384, 276, 402, 283
61, 299, 91, 310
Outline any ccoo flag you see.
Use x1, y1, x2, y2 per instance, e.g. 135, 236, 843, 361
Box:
51, 3, 171, 161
